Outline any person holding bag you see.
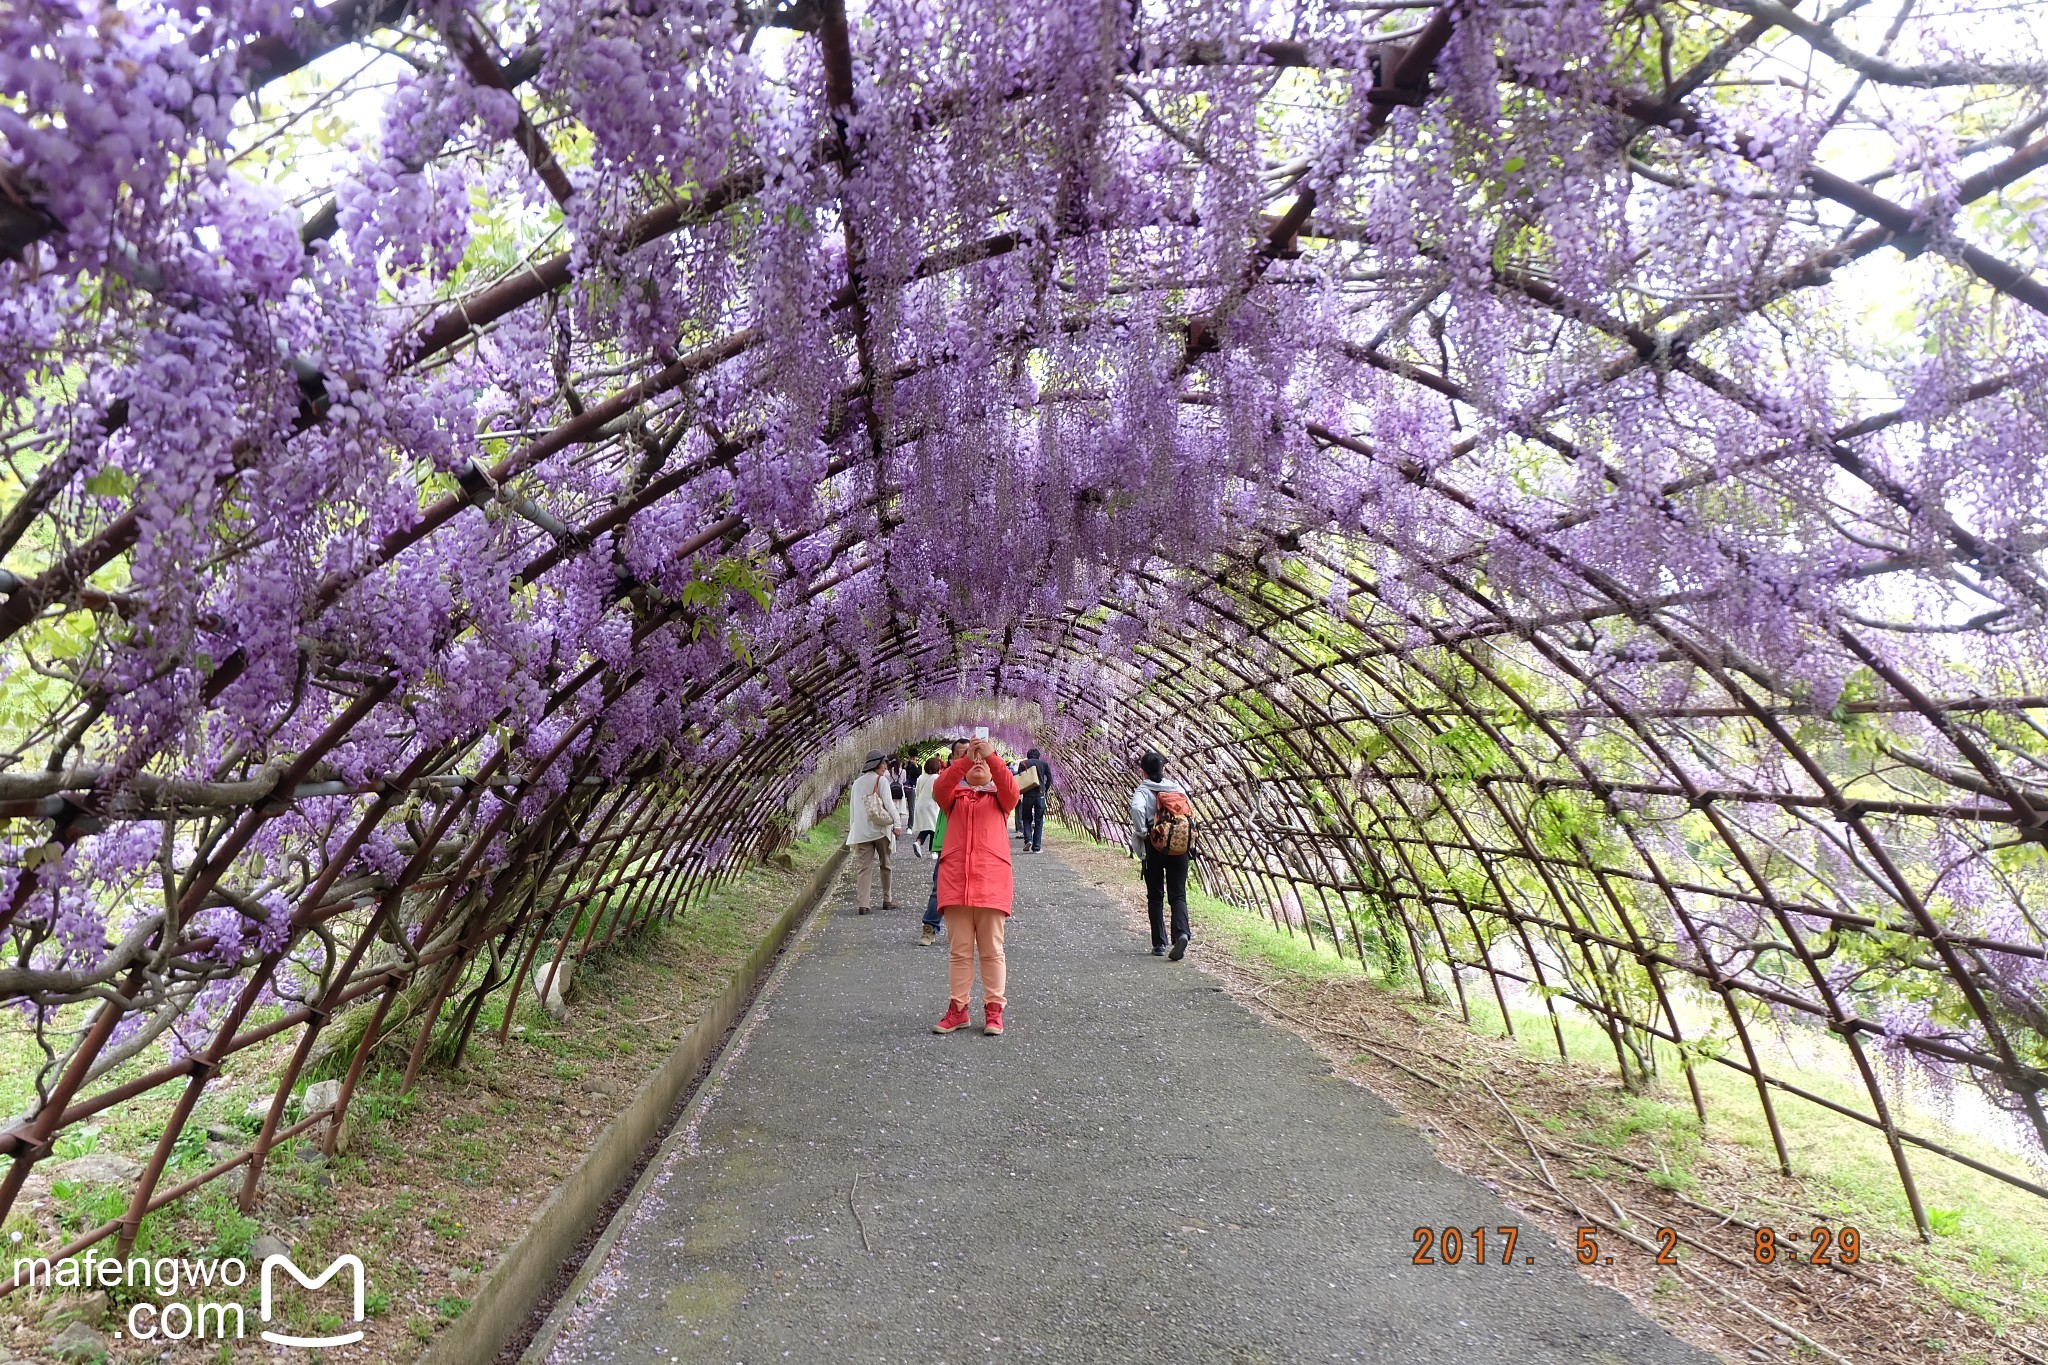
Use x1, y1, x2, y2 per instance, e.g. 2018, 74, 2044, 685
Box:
931, 736, 1020, 1035
1013, 747, 1050, 852
847, 749, 902, 914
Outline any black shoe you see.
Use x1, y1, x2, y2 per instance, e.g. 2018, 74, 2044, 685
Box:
1169, 935, 1189, 961
1151, 945, 1167, 956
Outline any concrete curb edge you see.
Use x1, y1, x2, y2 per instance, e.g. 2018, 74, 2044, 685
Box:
415, 844, 849, 1365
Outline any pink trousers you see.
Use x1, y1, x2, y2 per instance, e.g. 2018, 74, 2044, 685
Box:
941, 905, 1006, 1007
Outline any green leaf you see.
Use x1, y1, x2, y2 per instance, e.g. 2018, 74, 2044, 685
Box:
83, 467, 134, 498
22, 841, 65, 869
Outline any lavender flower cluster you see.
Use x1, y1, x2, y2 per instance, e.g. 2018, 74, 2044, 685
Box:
0, 0, 2042, 1218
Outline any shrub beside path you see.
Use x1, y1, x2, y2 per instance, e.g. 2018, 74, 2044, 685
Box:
544, 844, 1715, 1364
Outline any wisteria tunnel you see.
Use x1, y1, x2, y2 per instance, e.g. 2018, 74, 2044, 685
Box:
2, 0, 2047, 1358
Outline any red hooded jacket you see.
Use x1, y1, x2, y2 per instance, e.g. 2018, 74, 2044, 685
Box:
933, 749, 1021, 914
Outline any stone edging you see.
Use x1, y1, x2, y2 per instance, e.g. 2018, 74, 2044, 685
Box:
415, 846, 849, 1365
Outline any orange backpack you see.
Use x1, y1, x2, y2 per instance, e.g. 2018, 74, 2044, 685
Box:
1147, 790, 1195, 856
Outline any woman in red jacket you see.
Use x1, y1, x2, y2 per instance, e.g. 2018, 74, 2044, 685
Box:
931, 736, 1021, 1035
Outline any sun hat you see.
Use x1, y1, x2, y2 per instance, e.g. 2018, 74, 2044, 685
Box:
861, 749, 887, 772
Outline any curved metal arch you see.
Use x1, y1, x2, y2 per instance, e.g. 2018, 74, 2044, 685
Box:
5, 0, 2048, 1272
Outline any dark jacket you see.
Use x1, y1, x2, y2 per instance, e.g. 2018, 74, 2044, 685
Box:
1015, 756, 1052, 798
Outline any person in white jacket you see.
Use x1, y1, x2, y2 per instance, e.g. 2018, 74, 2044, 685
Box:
846, 750, 902, 914
911, 755, 942, 857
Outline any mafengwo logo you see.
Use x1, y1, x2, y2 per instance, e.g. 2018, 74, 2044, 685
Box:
11, 1247, 367, 1347
260, 1253, 367, 1347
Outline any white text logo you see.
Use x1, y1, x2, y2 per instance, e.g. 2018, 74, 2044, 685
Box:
259, 1253, 366, 1347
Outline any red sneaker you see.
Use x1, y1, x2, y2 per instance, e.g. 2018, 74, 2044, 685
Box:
982, 1002, 1004, 1035
933, 1001, 971, 1034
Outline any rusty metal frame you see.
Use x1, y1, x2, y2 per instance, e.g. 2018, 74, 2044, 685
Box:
3, 0, 2046, 1278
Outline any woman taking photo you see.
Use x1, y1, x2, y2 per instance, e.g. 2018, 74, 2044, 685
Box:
930, 736, 1020, 1035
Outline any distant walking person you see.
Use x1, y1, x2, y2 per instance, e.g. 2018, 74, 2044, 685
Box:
890, 758, 913, 831
919, 740, 971, 945
911, 755, 942, 857
847, 749, 902, 915
1014, 747, 1052, 852
932, 736, 1020, 1035
1130, 751, 1194, 959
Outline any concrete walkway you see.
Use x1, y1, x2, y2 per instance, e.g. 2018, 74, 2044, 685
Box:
541, 842, 1713, 1365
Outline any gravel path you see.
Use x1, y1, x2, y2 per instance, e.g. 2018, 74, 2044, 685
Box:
543, 842, 1715, 1364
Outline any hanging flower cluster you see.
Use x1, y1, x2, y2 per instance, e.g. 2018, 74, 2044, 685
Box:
0, 0, 2044, 1238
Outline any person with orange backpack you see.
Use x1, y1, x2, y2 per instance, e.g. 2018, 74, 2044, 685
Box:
1130, 751, 1195, 960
